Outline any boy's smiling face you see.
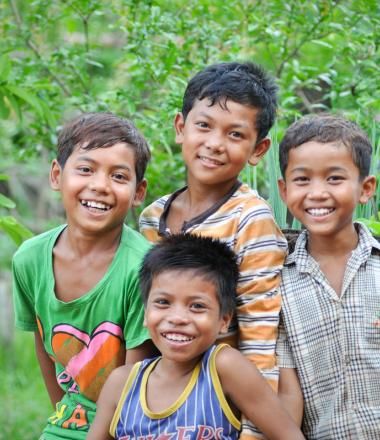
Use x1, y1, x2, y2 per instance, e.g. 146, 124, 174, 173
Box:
175, 98, 270, 193
50, 142, 147, 235
278, 141, 376, 240
144, 269, 231, 367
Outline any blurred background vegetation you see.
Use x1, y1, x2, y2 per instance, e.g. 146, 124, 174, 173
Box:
0, 0, 379, 438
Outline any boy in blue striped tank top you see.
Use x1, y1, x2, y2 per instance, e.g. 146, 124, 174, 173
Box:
88, 234, 304, 440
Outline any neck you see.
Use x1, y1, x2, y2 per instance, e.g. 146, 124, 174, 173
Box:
185, 177, 238, 208
61, 224, 122, 257
307, 224, 358, 259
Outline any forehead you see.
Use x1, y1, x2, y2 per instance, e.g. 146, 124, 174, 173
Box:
71, 141, 136, 163
287, 141, 357, 169
150, 269, 219, 296
190, 98, 259, 126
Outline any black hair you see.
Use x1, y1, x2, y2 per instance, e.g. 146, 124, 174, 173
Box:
181, 61, 278, 142
57, 112, 151, 183
279, 114, 373, 179
139, 234, 239, 316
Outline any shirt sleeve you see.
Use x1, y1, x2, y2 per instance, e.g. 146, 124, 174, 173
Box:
123, 270, 150, 349
139, 200, 164, 243
235, 202, 287, 391
276, 310, 296, 369
12, 255, 37, 332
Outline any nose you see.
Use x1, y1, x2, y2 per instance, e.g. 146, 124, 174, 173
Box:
88, 172, 110, 194
167, 307, 190, 326
204, 131, 224, 152
306, 181, 329, 200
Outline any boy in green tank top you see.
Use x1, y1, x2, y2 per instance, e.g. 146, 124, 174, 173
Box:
12, 112, 156, 440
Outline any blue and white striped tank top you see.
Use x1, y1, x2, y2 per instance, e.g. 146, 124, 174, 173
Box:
110, 344, 241, 439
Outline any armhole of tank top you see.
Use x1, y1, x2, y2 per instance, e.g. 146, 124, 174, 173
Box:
109, 362, 142, 438
210, 344, 241, 431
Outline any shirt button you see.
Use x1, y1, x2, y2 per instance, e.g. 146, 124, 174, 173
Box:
345, 355, 350, 364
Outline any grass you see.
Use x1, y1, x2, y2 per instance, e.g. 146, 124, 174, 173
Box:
0, 330, 51, 439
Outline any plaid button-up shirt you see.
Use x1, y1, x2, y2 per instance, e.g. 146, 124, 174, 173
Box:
277, 223, 380, 439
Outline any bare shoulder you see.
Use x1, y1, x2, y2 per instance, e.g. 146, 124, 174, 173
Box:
107, 364, 134, 388
100, 363, 135, 402
215, 345, 263, 395
215, 346, 252, 376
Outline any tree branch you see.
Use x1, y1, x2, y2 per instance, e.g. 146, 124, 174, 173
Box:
8, 0, 72, 97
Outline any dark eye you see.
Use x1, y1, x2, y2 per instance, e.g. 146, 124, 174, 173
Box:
196, 121, 209, 129
78, 166, 91, 174
230, 131, 243, 139
154, 298, 169, 307
113, 173, 127, 182
191, 302, 206, 311
293, 176, 309, 184
328, 175, 344, 183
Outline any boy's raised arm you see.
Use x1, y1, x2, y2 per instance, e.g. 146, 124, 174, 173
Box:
34, 331, 64, 407
216, 347, 305, 440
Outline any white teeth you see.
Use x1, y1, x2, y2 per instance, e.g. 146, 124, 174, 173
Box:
199, 156, 223, 166
163, 333, 194, 342
307, 208, 334, 217
81, 200, 110, 210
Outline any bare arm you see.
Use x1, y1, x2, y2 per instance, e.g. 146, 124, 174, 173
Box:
34, 331, 64, 407
88, 366, 131, 440
217, 347, 305, 440
125, 339, 159, 364
278, 367, 303, 426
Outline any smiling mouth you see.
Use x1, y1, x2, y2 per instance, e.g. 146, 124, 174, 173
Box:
306, 208, 334, 217
162, 332, 195, 343
198, 155, 224, 166
80, 200, 111, 211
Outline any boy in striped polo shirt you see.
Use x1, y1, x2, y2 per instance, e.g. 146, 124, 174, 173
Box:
88, 234, 304, 440
139, 62, 287, 439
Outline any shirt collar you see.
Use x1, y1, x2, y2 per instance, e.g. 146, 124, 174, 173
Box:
158, 180, 243, 236
285, 222, 380, 273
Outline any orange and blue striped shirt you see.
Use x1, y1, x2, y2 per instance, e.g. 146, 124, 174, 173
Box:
140, 182, 287, 439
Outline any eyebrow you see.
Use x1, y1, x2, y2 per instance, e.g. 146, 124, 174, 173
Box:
75, 155, 132, 171
289, 166, 349, 174
197, 112, 250, 128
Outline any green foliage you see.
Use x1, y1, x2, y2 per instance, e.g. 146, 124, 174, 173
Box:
0, 0, 379, 244
0, 331, 51, 438
0, 174, 33, 247
0, 2, 379, 435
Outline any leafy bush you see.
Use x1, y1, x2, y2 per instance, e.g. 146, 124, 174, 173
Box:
0, 0, 379, 243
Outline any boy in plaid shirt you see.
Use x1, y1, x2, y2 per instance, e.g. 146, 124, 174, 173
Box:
276, 114, 379, 439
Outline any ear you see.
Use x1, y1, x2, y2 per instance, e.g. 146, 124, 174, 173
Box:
174, 112, 185, 144
359, 175, 376, 204
219, 313, 233, 335
132, 178, 148, 208
278, 178, 287, 203
248, 137, 271, 166
50, 159, 62, 191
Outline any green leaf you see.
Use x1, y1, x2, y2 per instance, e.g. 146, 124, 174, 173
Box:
0, 193, 16, 209
356, 218, 380, 235
0, 55, 12, 81
6, 85, 44, 117
0, 216, 34, 246
4, 92, 22, 121
0, 91, 10, 119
